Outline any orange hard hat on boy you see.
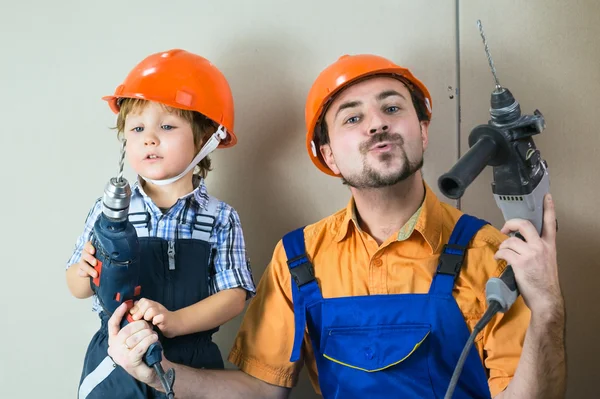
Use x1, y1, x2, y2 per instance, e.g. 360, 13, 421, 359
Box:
305, 54, 433, 176
102, 49, 237, 148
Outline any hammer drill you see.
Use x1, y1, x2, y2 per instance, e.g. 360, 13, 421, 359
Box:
89, 141, 176, 398
438, 20, 551, 398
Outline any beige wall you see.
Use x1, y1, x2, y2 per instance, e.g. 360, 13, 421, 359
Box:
0, 0, 595, 397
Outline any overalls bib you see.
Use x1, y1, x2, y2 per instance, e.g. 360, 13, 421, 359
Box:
282, 214, 493, 399
77, 195, 223, 399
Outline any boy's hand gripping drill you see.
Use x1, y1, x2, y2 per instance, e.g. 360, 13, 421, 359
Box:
89, 141, 176, 398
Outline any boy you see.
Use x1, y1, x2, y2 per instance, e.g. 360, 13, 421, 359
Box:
65, 49, 256, 399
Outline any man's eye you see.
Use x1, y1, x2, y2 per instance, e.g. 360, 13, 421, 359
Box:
386, 106, 400, 113
161, 125, 174, 131
345, 116, 360, 124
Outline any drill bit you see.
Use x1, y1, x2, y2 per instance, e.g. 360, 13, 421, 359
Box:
117, 139, 126, 183
477, 19, 501, 91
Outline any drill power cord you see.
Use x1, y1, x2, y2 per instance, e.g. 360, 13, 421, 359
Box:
444, 300, 503, 399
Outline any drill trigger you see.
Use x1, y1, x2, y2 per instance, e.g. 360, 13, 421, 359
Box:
93, 260, 103, 287
124, 299, 135, 323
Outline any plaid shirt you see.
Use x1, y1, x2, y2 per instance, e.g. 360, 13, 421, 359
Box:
66, 176, 256, 314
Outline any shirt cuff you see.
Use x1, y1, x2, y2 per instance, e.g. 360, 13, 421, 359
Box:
227, 348, 296, 388
212, 268, 256, 298
489, 376, 511, 398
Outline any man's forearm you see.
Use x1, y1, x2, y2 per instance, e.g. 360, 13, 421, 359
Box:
499, 299, 566, 399
149, 360, 290, 399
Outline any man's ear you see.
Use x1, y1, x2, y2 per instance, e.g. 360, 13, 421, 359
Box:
420, 120, 430, 151
320, 143, 340, 175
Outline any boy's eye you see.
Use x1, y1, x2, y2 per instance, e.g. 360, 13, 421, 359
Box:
161, 125, 174, 131
132, 127, 144, 133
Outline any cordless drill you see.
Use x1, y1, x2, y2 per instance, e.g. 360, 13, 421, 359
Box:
439, 20, 551, 398
89, 141, 176, 398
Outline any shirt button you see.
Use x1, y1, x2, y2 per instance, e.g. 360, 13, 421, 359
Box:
373, 259, 383, 267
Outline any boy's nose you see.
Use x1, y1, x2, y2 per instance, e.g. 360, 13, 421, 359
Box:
144, 130, 159, 146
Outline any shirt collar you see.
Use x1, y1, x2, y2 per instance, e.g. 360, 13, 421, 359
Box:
333, 181, 443, 253
333, 197, 359, 243
132, 175, 210, 211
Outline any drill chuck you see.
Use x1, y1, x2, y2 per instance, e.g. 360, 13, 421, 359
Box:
490, 87, 521, 125
102, 177, 131, 221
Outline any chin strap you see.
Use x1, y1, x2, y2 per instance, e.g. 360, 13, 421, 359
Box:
140, 125, 227, 186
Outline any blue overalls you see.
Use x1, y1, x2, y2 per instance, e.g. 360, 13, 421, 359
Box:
282, 214, 493, 399
77, 195, 223, 399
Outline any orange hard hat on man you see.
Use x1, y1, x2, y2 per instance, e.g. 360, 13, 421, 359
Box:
102, 49, 237, 148
305, 54, 433, 176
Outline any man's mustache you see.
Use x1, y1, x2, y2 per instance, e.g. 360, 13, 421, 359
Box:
360, 132, 404, 154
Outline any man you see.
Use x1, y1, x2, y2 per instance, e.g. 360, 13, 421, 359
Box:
107, 54, 566, 398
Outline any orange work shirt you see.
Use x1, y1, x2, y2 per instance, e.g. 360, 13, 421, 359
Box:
228, 182, 530, 397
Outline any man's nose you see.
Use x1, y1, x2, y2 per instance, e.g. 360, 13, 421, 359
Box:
367, 109, 390, 134
368, 116, 389, 134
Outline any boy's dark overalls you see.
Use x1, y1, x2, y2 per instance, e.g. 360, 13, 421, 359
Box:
78, 195, 223, 398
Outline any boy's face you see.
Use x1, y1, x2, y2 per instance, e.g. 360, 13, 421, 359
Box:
123, 101, 196, 181
320, 76, 429, 188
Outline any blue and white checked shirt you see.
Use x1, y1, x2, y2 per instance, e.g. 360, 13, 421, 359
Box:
66, 176, 256, 313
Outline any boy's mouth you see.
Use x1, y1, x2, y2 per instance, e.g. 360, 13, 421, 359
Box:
144, 154, 162, 160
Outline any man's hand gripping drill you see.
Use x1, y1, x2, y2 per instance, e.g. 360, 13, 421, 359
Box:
439, 20, 558, 399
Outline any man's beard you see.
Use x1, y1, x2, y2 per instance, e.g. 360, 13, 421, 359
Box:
341, 131, 424, 189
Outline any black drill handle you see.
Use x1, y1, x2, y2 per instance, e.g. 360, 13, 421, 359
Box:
499, 265, 518, 293
438, 124, 510, 200
438, 137, 498, 199
144, 341, 164, 367
500, 231, 525, 294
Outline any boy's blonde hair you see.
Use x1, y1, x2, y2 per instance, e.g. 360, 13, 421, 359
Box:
115, 98, 217, 178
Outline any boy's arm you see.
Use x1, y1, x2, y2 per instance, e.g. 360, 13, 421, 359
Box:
65, 199, 102, 299
130, 289, 247, 337
65, 257, 96, 298
171, 205, 255, 335
208, 205, 257, 298
130, 205, 255, 337
172, 287, 247, 336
